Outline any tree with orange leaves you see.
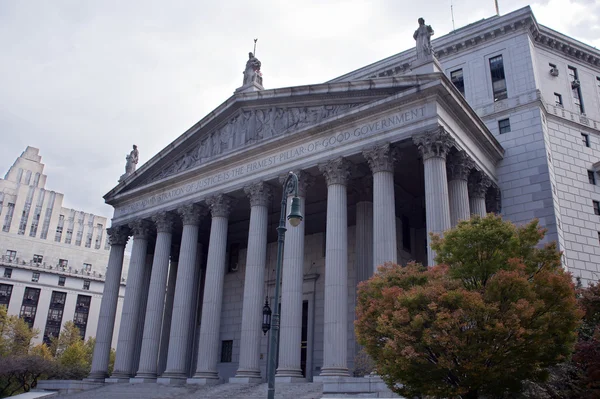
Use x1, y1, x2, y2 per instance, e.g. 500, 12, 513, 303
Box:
355, 215, 582, 398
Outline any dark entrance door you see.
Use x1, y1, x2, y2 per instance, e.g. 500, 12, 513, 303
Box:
301, 300, 308, 377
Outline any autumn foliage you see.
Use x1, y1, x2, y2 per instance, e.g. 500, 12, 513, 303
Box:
355, 215, 583, 398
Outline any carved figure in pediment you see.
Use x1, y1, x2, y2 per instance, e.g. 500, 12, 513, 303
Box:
289, 107, 308, 129
273, 107, 287, 134
240, 109, 257, 144
220, 119, 236, 152
175, 151, 194, 172
197, 136, 211, 160
211, 131, 220, 156
256, 108, 276, 139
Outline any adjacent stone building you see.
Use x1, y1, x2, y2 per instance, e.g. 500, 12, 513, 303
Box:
0, 147, 125, 347
87, 5, 599, 388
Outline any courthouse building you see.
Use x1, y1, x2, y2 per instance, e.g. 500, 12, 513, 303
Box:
87, 6, 600, 386
0, 147, 125, 347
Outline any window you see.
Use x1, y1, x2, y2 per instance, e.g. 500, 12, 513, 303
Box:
5, 250, 16, 262
450, 69, 465, 95
58, 259, 68, 270
221, 340, 233, 363
58, 276, 66, 287
582, 133, 590, 147
593, 200, 600, 216
33, 254, 43, 265
83, 263, 92, 272
83, 280, 90, 290
74, 295, 91, 338
55, 215, 64, 242
65, 229, 73, 244
498, 118, 511, 134
568, 66, 584, 114
589, 171, 597, 185
554, 93, 563, 107
2, 203, 15, 232
489, 55, 507, 101
31, 272, 40, 282
0, 284, 13, 307
3, 268, 12, 278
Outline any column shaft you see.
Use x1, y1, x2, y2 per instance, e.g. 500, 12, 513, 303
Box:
190, 195, 233, 384
234, 203, 269, 381
88, 227, 129, 381
161, 224, 200, 380
470, 196, 487, 218
276, 196, 306, 380
158, 260, 178, 375
424, 156, 451, 266
373, 171, 396, 270
321, 183, 349, 376
134, 227, 173, 381
355, 201, 373, 284
448, 179, 470, 227
110, 230, 150, 380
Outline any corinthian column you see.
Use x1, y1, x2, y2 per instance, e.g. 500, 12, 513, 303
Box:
109, 221, 152, 381
447, 151, 474, 228
468, 172, 492, 218
87, 226, 130, 381
189, 195, 234, 385
318, 158, 352, 377
363, 143, 398, 270
232, 183, 272, 383
158, 248, 178, 376
413, 127, 454, 266
354, 178, 373, 284
276, 171, 314, 382
133, 212, 175, 382
159, 204, 206, 384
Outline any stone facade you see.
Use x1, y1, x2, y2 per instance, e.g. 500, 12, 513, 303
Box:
85, 5, 599, 392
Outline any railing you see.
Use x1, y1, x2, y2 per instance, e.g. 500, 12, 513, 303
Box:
0, 255, 108, 282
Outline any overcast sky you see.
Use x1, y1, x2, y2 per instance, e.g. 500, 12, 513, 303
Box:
1, 0, 598, 221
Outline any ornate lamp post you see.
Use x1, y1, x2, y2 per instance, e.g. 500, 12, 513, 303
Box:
262, 296, 272, 335
267, 171, 303, 399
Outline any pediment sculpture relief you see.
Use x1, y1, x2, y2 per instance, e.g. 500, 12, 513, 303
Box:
151, 103, 361, 181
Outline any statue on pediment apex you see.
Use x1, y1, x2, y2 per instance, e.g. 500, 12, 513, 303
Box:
243, 52, 263, 86
119, 144, 139, 182
413, 17, 434, 60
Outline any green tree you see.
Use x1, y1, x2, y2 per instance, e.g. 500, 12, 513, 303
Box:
0, 306, 38, 357
355, 215, 583, 399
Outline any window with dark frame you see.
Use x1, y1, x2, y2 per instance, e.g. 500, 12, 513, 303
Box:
83, 280, 90, 290
5, 250, 16, 262
582, 133, 590, 147
489, 55, 507, 101
0, 283, 13, 307
554, 93, 563, 107
58, 276, 66, 287
221, 340, 233, 363
450, 69, 465, 95
593, 200, 600, 216
588, 170, 597, 185
568, 66, 584, 114
33, 254, 43, 265
3, 268, 12, 278
498, 118, 511, 134
31, 272, 40, 282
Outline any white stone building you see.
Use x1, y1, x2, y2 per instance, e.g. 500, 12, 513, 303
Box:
85, 5, 599, 390
0, 147, 125, 347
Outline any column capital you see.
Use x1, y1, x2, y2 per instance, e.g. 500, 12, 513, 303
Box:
446, 151, 475, 181
107, 225, 130, 246
178, 203, 207, 226
244, 182, 273, 207
319, 157, 352, 186
363, 143, 398, 173
128, 220, 153, 240
153, 212, 175, 233
351, 176, 373, 202
278, 170, 315, 197
206, 194, 235, 218
413, 127, 455, 160
468, 172, 492, 199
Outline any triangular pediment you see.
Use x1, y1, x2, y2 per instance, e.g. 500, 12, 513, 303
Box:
105, 76, 438, 201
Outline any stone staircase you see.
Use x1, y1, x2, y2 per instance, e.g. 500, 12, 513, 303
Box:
50, 382, 324, 399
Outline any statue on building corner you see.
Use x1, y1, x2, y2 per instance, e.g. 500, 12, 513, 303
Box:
119, 144, 139, 182
413, 17, 434, 60
243, 52, 263, 87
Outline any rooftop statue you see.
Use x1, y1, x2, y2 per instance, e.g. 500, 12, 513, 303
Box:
413, 17, 434, 60
119, 144, 138, 182
243, 52, 263, 87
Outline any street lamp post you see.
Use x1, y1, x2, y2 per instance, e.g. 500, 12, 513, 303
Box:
267, 171, 303, 399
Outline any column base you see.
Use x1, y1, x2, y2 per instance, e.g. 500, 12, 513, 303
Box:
186, 377, 220, 385
130, 377, 157, 383
156, 376, 186, 386
105, 377, 131, 383
314, 366, 350, 379
84, 372, 108, 383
